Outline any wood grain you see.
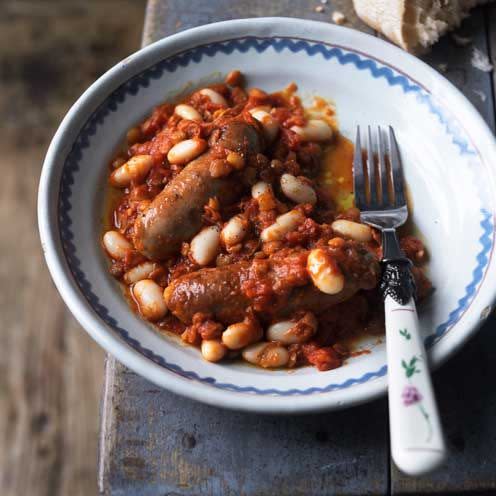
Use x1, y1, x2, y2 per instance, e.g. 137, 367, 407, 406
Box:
0, 2, 145, 495
99, 357, 389, 496
390, 5, 496, 493
142, 0, 372, 46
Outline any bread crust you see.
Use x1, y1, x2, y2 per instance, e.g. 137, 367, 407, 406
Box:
353, 0, 491, 52
353, 0, 410, 50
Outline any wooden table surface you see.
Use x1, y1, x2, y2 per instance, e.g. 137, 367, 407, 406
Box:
99, 1, 496, 495
0, 2, 145, 496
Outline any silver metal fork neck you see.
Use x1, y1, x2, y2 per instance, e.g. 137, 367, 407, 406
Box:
382, 228, 405, 262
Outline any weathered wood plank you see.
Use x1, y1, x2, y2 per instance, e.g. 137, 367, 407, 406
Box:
142, 0, 372, 46
391, 4, 496, 494
421, 5, 495, 130
390, 317, 496, 495
100, 357, 389, 496
0, 2, 145, 496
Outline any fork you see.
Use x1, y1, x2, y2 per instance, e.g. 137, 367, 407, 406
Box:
353, 125, 446, 476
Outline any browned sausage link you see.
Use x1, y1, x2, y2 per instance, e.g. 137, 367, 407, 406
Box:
165, 250, 380, 324
133, 121, 264, 260
164, 262, 252, 324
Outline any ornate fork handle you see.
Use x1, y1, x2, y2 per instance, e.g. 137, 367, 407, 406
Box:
379, 228, 416, 305
379, 228, 445, 475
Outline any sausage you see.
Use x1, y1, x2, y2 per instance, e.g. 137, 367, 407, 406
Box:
133, 121, 264, 260
165, 248, 380, 324
164, 262, 252, 324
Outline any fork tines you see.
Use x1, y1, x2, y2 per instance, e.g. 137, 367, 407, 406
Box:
353, 125, 406, 211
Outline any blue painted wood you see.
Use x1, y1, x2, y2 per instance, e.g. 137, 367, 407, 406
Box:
100, 359, 389, 495
99, 1, 496, 495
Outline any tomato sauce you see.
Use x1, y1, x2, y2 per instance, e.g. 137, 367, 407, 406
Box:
101, 72, 430, 372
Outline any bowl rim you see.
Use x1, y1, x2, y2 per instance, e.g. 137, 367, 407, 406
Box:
38, 17, 496, 414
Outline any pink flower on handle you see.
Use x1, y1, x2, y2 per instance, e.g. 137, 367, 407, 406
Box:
402, 385, 423, 406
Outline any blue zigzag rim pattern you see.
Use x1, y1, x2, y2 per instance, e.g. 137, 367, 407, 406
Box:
59, 37, 493, 395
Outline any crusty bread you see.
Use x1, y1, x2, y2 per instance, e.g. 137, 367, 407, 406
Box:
353, 0, 491, 52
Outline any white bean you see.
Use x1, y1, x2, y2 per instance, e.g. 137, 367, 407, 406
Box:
221, 216, 247, 247
266, 314, 318, 345
249, 105, 271, 113
163, 285, 173, 305
291, 119, 333, 142
280, 174, 317, 205
260, 209, 305, 242
222, 322, 262, 350
251, 181, 271, 199
249, 109, 279, 142
190, 226, 221, 266
198, 88, 228, 107
109, 155, 154, 187
167, 138, 207, 165
331, 219, 372, 242
266, 321, 293, 342
174, 104, 202, 122
132, 279, 168, 321
226, 151, 245, 170
251, 181, 277, 211
242, 342, 289, 368
123, 262, 158, 284
103, 231, 132, 260
307, 248, 345, 295
201, 340, 227, 362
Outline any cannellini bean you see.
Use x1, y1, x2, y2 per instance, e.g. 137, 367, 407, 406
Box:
291, 119, 333, 142
111, 157, 126, 169
123, 262, 158, 284
331, 219, 373, 242
225, 69, 243, 86
261, 209, 305, 242
221, 216, 247, 247
163, 285, 173, 305
266, 321, 294, 342
109, 155, 154, 187
249, 105, 271, 113
167, 138, 207, 165
226, 151, 245, 170
198, 88, 228, 107
174, 103, 202, 122
266, 313, 318, 345
132, 279, 168, 321
248, 88, 267, 99
242, 342, 289, 368
190, 226, 221, 266
222, 322, 262, 350
249, 109, 279, 142
307, 248, 345, 295
251, 181, 277, 211
201, 340, 227, 362
280, 174, 317, 205
328, 237, 346, 249
251, 181, 271, 199
103, 231, 132, 260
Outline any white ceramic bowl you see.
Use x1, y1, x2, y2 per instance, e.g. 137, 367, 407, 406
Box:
38, 18, 496, 414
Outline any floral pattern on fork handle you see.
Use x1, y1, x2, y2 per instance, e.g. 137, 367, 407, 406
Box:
398, 334, 433, 443
385, 295, 445, 475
